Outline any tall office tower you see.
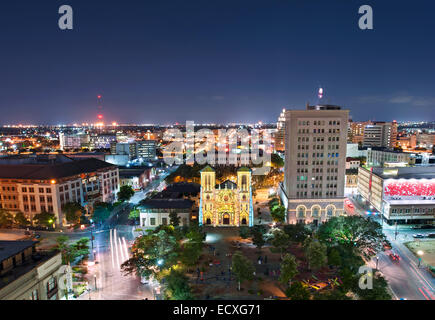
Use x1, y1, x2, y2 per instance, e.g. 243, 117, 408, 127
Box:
275, 108, 286, 152
348, 120, 373, 144
136, 140, 157, 160
279, 104, 349, 225
363, 121, 398, 149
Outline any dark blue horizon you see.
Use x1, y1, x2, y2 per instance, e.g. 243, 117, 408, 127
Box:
0, 0, 434, 125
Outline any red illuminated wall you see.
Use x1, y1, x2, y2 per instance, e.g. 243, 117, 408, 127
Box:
384, 180, 435, 197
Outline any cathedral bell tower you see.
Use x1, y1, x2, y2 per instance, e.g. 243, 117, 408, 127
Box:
237, 167, 251, 226
200, 165, 215, 226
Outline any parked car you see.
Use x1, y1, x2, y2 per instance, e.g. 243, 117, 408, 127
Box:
428, 233, 435, 238
413, 234, 425, 239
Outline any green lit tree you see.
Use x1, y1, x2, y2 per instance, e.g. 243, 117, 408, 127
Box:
271, 229, 290, 258
305, 240, 327, 271
117, 185, 135, 202
279, 253, 299, 287
232, 251, 255, 291
121, 229, 179, 280
164, 269, 194, 300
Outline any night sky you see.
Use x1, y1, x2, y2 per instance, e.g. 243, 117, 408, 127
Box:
0, 0, 434, 125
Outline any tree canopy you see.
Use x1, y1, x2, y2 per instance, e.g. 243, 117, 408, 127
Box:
117, 185, 135, 202
62, 202, 84, 224
232, 251, 255, 291
317, 216, 388, 258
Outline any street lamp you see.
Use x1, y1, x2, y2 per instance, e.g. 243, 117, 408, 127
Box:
94, 274, 97, 291
417, 250, 424, 267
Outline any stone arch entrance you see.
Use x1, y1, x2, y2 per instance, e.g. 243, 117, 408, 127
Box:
222, 213, 230, 225
206, 218, 212, 225
241, 217, 247, 225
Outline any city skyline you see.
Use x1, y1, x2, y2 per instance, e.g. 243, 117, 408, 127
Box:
1, 0, 435, 124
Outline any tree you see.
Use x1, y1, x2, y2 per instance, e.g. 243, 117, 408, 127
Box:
13, 211, 30, 227
327, 247, 342, 267
164, 269, 194, 300
271, 153, 284, 168
239, 226, 250, 239
55, 236, 89, 265
117, 185, 135, 202
56, 236, 76, 264
169, 211, 181, 227
279, 253, 299, 286
285, 282, 311, 300
0, 209, 13, 228
283, 224, 310, 243
305, 240, 327, 271
232, 251, 255, 291
270, 205, 286, 223
121, 229, 179, 280
317, 216, 387, 259
271, 229, 290, 258
353, 273, 392, 300
128, 209, 140, 221
72, 237, 90, 261
180, 242, 202, 272
251, 225, 266, 252
92, 204, 111, 223
62, 202, 84, 224
33, 211, 56, 228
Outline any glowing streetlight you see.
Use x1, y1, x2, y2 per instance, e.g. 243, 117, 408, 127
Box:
417, 250, 424, 267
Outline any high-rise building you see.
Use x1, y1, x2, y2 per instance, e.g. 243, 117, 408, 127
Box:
363, 121, 397, 149
275, 109, 286, 152
347, 120, 373, 144
110, 142, 137, 160
279, 104, 349, 225
58, 132, 90, 150
136, 140, 157, 161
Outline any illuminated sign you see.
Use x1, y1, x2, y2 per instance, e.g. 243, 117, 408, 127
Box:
384, 179, 435, 197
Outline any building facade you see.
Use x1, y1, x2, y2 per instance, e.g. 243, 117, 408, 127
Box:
0, 155, 119, 226
366, 147, 412, 167
199, 166, 253, 226
363, 121, 398, 149
0, 241, 64, 300
279, 105, 348, 225
358, 166, 435, 224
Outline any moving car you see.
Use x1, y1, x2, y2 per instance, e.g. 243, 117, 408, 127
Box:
413, 234, 425, 239
389, 253, 400, 262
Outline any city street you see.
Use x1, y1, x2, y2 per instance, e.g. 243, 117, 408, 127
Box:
348, 196, 435, 300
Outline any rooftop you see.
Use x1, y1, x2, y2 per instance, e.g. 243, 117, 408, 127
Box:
371, 166, 435, 180
138, 198, 194, 210
0, 157, 117, 180
0, 240, 38, 263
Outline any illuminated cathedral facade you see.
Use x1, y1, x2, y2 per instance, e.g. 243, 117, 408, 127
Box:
199, 166, 254, 227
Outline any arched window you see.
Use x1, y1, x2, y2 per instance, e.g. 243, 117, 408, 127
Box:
312, 206, 320, 217
297, 206, 305, 218
326, 205, 335, 217
241, 175, 247, 191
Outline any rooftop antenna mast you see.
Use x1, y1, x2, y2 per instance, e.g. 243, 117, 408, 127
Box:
97, 94, 104, 131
